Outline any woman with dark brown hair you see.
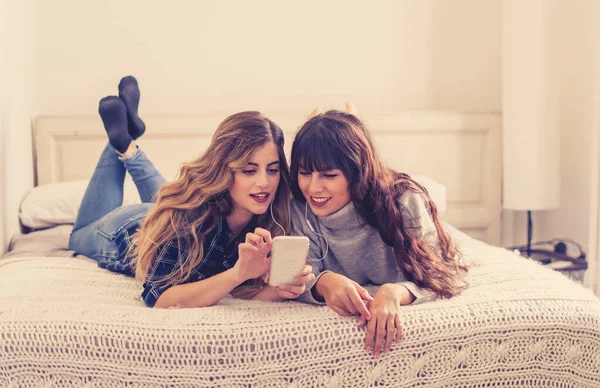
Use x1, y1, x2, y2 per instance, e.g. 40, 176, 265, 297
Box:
289, 109, 468, 357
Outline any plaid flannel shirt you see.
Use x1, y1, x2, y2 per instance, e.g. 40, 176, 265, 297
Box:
142, 215, 257, 307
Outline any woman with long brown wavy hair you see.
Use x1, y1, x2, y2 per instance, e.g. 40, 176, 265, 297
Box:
68, 76, 314, 309
289, 108, 469, 357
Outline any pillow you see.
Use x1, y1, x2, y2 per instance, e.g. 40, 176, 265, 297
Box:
19, 179, 141, 229
19, 175, 447, 229
410, 174, 447, 217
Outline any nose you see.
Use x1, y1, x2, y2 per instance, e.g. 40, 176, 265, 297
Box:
307, 174, 323, 194
255, 170, 269, 188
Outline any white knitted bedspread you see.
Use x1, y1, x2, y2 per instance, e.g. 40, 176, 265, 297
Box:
1, 230, 600, 387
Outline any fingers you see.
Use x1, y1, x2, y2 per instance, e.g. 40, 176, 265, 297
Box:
355, 284, 374, 302
246, 230, 272, 254
357, 312, 368, 329
351, 285, 372, 319
365, 318, 376, 353
252, 227, 273, 245
372, 318, 387, 357
344, 101, 356, 114
301, 264, 312, 275
329, 302, 353, 317
276, 283, 305, 299
383, 316, 395, 353
293, 273, 315, 286
276, 266, 315, 299
245, 232, 264, 247
238, 242, 258, 254
395, 315, 403, 343
363, 314, 403, 357
306, 107, 321, 120
339, 295, 360, 316
292, 266, 315, 285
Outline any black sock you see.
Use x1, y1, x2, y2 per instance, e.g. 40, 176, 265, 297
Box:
118, 75, 146, 140
99, 96, 132, 154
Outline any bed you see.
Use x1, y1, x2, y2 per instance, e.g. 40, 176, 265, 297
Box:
1, 112, 599, 387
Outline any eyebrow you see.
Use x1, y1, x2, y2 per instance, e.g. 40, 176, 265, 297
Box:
247, 161, 280, 167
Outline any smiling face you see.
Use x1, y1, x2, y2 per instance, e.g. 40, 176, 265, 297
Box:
297, 168, 352, 217
228, 141, 281, 224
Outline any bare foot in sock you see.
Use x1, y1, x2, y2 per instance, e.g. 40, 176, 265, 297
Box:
118, 76, 146, 140
99, 96, 132, 154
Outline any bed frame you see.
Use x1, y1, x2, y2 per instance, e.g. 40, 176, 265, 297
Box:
33, 112, 502, 244
9, 112, 600, 388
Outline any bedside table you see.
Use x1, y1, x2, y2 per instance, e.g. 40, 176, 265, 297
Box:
519, 248, 588, 283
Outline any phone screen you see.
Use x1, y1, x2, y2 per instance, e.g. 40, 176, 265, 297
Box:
268, 236, 309, 287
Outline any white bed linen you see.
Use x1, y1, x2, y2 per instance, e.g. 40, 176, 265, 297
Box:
1, 226, 599, 387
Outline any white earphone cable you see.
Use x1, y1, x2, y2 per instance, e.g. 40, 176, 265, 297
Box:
270, 200, 286, 236
304, 201, 329, 262
269, 199, 329, 262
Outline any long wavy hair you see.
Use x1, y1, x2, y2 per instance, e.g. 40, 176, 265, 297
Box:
290, 110, 468, 298
131, 111, 290, 297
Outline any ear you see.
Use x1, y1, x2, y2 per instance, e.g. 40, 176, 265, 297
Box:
306, 107, 321, 121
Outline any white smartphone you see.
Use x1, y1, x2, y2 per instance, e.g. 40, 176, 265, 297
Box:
268, 236, 310, 287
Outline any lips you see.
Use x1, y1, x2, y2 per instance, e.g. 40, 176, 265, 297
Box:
250, 192, 270, 204
310, 196, 331, 208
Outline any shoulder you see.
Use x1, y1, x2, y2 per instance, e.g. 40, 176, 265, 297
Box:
397, 189, 429, 214
394, 178, 432, 224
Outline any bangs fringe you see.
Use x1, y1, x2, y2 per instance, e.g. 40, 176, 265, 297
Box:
294, 122, 345, 172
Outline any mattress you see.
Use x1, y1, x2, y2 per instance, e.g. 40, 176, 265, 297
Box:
1, 226, 599, 387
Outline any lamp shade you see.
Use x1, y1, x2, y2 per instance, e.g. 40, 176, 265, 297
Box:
502, 0, 560, 211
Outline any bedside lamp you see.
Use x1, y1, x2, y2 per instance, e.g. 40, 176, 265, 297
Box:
502, 0, 560, 255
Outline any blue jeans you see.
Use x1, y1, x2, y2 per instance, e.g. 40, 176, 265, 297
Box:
68, 143, 166, 275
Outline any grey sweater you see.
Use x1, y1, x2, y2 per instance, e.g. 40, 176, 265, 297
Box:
291, 190, 439, 305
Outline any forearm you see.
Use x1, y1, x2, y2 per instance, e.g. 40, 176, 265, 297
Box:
154, 268, 243, 308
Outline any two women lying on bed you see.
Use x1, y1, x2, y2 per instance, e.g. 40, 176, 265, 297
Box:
69, 76, 467, 356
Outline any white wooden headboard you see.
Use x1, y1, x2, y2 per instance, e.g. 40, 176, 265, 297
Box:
33, 112, 502, 244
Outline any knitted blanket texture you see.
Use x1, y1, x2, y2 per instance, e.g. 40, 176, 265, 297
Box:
1, 232, 599, 387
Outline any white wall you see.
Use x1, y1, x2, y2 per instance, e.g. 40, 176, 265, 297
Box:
0, 106, 4, 253
0, 0, 503, 253
0, 0, 37, 253
585, 1, 600, 294
35, 0, 501, 116
507, 0, 598, 260
10, 0, 599, 259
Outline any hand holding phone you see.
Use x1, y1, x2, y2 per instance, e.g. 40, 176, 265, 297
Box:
268, 236, 310, 287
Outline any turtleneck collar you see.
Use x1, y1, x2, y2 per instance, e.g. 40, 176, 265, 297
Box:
318, 201, 367, 231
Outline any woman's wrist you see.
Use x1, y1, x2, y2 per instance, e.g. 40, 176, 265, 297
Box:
313, 272, 334, 302
379, 283, 415, 306
228, 267, 249, 287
